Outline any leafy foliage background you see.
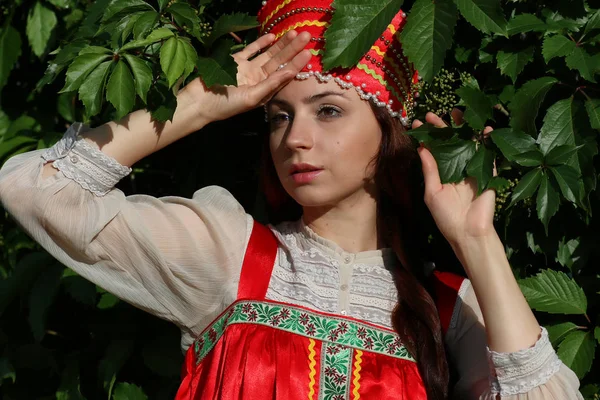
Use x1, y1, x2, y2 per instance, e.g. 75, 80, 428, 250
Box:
0, 0, 599, 398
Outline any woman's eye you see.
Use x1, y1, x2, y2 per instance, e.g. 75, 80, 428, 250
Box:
270, 113, 291, 126
317, 106, 342, 119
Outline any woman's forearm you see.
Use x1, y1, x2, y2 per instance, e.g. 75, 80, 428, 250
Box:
452, 233, 541, 353
43, 81, 211, 178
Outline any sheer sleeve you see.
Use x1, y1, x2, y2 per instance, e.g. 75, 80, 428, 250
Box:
0, 124, 252, 350
445, 281, 582, 400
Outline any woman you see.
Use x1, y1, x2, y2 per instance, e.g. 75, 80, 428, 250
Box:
0, 1, 582, 399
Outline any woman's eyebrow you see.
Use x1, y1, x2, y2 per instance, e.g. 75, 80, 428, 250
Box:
302, 91, 347, 104
269, 91, 348, 108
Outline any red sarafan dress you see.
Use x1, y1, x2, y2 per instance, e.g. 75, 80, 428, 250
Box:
175, 222, 464, 400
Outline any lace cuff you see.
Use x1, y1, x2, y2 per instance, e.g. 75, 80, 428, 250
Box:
41, 123, 132, 196
487, 327, 563, 396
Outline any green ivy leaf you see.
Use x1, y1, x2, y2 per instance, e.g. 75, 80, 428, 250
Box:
61, 270, 97, 307
455, 86, 492, 130
196, 57, 236, 88
79, 60, 112, 117
206, 12, 259, 47
536, 172, 560, 234
548, 165, 582, 205
112, 383, 147, 400
584, 9, 600, 35
509, 167, 542, 207
120, 27, 174, 51
99, 340, 134, 397
157, 0, 169, 12
132, 11, 159, 39
61, 52, 111, 93
52, 40, 87, 65
196, 40, 237, 87
537, 98, 580, 162
123, 55, 152, 104
542, 35, 576, 63
454, 0, 507, 35
160, 37, 187, 88
180, 39, 198, 82
519, 269, 587, 315
0, 25, 22, 93
428, 137, 476, 183
490, 128, 537, 160
79, 46, 113, 56
0, 357, 16, 385
498, 85, 514, 104
565, 47, 600, 83
496, 47, 534, 84
106, 60, 136, 120
167, 3, 202, 39
466, 145, 494, 194
26, 2, 58, 57
545, 144, 581, 166
546, 322, 579, 346
47, 0, 72, 8
102, 0, 154, 23
401, 0, 458, 82
557, 331, 596, 379
148, 82, 177, 122
595, 327, 600, 345
507, 13, 546, 36
29, 263, 63, 342
55, 357, 85, 400
544, 11, 587, 33
557, 237, 592, 274
405, 124, 455, 144
97, 292, 120, 309
585, 98, 600, 130
321, 0, 403, 70
487, 176, 510, 192
509, 77, 557, 136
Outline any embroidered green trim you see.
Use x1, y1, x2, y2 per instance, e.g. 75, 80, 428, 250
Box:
194, 300, 415, 364
320, 342, 352, 400
356, 63, 403, 102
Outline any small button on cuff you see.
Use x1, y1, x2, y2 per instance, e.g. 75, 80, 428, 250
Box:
340, 309, 347, 315
70, 155, 79, 163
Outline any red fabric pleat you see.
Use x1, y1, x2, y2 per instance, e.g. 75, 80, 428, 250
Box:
432, 271, 465, 335
237, 221, 278, 300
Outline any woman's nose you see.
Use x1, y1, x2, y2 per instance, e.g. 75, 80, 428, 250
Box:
284, 120, 314, 150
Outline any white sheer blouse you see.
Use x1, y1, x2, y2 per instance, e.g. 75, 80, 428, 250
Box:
0, 124, 582, 399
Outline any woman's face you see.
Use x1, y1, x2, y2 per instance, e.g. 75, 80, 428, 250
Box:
267, 78, 382, 208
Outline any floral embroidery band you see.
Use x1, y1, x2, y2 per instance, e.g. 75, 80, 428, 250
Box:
193, 299, 415, 364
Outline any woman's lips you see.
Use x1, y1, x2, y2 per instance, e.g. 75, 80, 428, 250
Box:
290, 169, 323, 184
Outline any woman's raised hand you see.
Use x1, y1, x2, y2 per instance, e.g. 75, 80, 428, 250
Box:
412, 112, 497, 249
184, 31, 312, 122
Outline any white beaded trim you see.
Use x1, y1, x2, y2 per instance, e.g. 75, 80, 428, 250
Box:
295, 70, 412, 126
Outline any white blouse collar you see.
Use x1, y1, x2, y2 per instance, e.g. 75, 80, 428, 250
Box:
292, 219, 398, 267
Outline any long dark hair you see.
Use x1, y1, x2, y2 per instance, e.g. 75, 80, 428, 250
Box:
260, 104, 449, 399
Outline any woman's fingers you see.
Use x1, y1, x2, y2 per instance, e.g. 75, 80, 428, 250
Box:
247, 49, 312, 105
425, 112, 447, 128
451, 108, 464, 126
252, 30, 298, 65
234, 33, 277, 62
418, 146, 443, 200
261, 31, 311, 75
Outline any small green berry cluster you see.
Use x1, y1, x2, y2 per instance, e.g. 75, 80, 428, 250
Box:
494, 178, 519, 221
198, 21, 212, 38
413, 68, 474, 118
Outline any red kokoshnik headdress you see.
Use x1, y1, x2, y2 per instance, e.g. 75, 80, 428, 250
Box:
257, 0, 421, 126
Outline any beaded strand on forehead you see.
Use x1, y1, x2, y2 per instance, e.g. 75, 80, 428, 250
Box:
257, 0, 420, 126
